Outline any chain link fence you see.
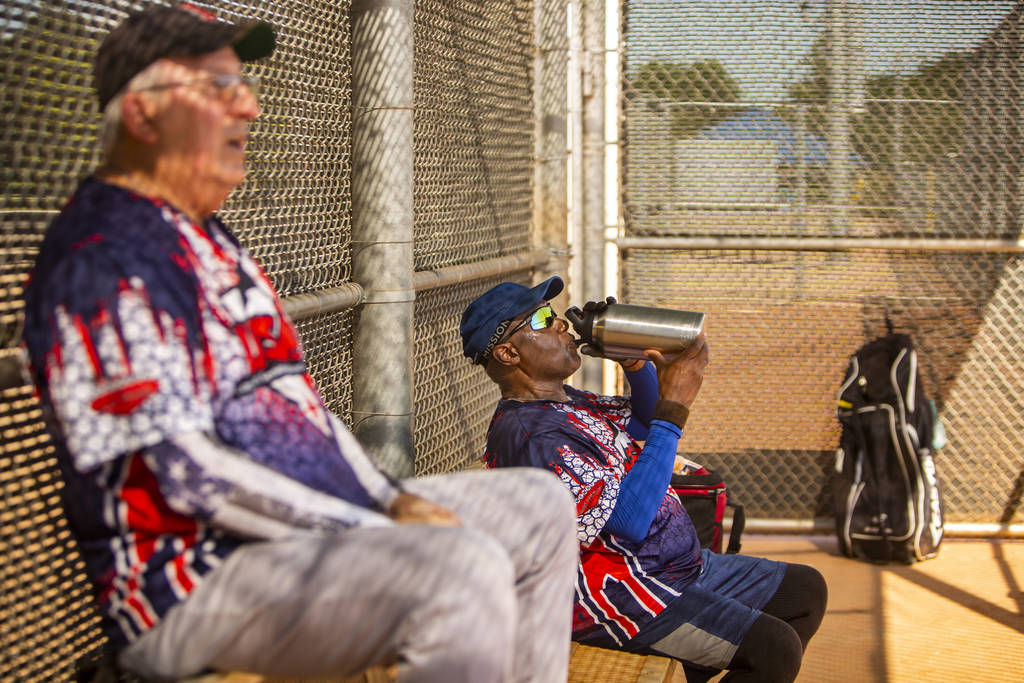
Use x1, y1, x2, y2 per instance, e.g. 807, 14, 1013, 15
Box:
620, 0, 1023, 524
411, 0, 536, 473
413, 0, 534, 272
413, 272, 530, 475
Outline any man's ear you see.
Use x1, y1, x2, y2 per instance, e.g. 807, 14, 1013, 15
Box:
490, 341, 521, 367
120, 91, 160, 144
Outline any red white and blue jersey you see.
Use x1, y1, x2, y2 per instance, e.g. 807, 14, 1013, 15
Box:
483, 387, 703, 648
22, 178, 387, 648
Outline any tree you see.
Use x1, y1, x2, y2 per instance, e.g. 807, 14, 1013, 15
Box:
871, 52, 964, 164
786, 36, 965, 163
629, 58, 741, 138
783, 34, 967, 205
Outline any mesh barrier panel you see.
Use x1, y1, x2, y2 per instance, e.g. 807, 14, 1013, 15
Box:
220, 3, 354, 300
0, 371, 102, 681
621, 1, 1023, 523
1, 1, 354, 678
294, 310, 356, 424
411, 0, 536, 473
412, 273, 532, 475
412, 0, 534, 271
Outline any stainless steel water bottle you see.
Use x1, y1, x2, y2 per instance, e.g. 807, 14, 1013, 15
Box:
564, 302, 705, 361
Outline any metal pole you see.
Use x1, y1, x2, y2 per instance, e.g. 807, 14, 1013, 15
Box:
579, 0, 605, 392
568, 0, 584, 327
740, 518, 1024, 539
350, 0, 415, 477
280, 251, 552, 322
413, 250, 551, 293
280, 283, 364, 321
827, 0, 851, 237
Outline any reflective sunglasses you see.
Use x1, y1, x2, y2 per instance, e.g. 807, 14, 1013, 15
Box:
503, 304, 557, 340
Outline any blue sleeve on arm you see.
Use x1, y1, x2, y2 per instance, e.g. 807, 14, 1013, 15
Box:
604, 419, 681, 543
625, 362, 658, 440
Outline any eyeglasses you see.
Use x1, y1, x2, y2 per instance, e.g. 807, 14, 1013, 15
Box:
502, 304, 557, 341
131, 73, 259, 104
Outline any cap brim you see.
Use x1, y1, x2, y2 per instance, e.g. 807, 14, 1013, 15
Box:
534, 276, 564, 304
233, 21, 275, 62
510, 276, 564, 320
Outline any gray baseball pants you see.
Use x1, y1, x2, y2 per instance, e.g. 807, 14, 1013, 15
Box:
118, 467, 578, 682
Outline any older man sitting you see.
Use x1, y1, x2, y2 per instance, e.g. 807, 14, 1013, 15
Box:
22, 6, 577, 681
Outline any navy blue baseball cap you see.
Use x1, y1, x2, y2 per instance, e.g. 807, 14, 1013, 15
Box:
461, 276, 564, 365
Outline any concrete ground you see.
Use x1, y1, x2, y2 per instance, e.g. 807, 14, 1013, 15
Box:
736, 535, 1024, 683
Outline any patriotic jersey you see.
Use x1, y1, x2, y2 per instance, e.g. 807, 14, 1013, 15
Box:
484, 387, 703, 648
22, 178, 386, 649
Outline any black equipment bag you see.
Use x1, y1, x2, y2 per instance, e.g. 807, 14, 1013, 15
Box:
833, 333, 945, 564
671, 465, 744, 554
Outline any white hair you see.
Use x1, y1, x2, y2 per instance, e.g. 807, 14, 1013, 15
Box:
99, 60, 174, 157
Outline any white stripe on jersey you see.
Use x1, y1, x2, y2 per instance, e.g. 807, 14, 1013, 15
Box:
574, 582, 624, 646
604, 535, 682, 599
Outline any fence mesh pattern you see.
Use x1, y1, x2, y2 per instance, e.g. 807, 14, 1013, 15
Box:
412, 273, 532, 475
621, 1, 1023, 523
412, 0, 534, 271
0, 371, 102, 682
411, 0, 536, 473
1, 0, 355, 678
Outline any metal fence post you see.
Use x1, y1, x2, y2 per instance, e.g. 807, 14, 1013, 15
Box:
350, 0, 416, 476
827, 0, 852, 237
579, 0, 606, 391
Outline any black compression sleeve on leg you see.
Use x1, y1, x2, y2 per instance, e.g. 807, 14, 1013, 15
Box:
758, 563, 828, 650
682, 663, 718, 683
721, 613, 802, 683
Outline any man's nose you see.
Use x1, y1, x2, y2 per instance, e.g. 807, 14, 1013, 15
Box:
233, 84, 260, 120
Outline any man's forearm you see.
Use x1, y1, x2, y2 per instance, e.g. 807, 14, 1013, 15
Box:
143, 431, 394, 540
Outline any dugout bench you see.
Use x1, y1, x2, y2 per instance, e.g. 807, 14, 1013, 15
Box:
1, 352, 679, 682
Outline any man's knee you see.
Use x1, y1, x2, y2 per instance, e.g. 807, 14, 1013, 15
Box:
427, 528, 518, 620
490, 468, 576, 537
515, 468, 576, 522
762, 562, 828, 648
521, 469, 578, 557
538, 469, 576, 524
729, 614, 803, 683
800, 564, 828, 617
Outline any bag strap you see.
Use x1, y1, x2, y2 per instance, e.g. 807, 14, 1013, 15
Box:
725, 502, 744, 554
847, 407, 892, 561
670, 472, 723, 488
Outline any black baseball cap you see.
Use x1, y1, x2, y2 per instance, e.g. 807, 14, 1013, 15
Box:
460, 277, 564, 365
94, 3, 276, 110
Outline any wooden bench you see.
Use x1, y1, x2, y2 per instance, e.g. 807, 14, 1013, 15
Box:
183, 644, 682, 683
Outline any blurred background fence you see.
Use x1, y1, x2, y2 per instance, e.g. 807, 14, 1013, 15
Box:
618, 0, 1024, 529
1, 0, 1022, 680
